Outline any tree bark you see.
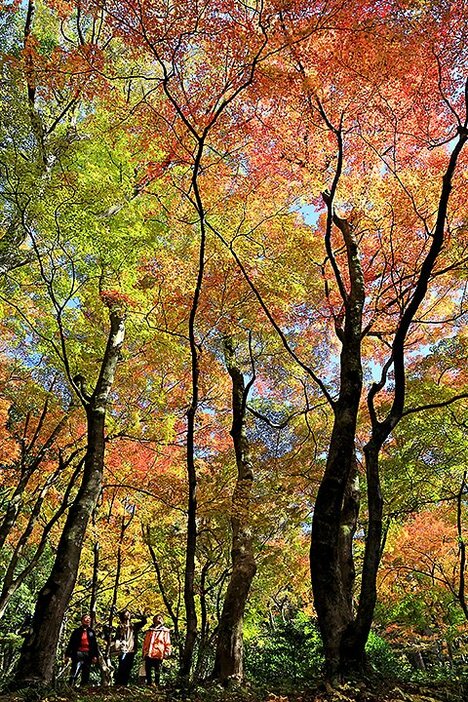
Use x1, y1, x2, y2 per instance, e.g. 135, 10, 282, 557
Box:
213, 337, 256, 683
13, 307, 125, 687
340, 439, 382, 671
180, 137, 206, 680
310, 186, 365, 680
338, 457, 360, 617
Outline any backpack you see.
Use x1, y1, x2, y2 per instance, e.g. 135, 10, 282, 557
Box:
143, 627, 166, 660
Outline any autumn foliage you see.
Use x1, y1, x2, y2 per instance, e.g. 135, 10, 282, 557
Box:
0, 0, 467, 690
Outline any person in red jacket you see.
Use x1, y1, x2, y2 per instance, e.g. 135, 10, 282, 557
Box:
65, 614, 99, 687
142, 615, 171, 687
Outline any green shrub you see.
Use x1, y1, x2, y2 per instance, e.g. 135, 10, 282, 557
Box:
365, 631, 412, 680
244, 612, 324, 687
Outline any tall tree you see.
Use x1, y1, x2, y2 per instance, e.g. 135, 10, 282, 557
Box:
209, 0, 468, 678
213, 336, 256, 682
13, 296, 125, 686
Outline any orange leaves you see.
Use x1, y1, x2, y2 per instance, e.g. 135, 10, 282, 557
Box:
0, 398, 20, 467
100, 289, 136, 310
45, 0, 74, 18
378, 507, 467, 635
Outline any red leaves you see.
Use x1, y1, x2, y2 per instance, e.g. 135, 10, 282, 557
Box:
100, 289, 136, 309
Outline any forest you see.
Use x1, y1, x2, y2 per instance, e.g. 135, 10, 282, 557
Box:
0, 0, 467, 700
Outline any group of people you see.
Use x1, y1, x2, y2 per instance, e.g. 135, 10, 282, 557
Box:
65, 610, 171, 688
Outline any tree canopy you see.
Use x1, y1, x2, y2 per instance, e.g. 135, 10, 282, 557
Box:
0, 0, 467, 693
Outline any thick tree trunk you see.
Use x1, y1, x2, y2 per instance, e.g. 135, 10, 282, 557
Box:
14, 410, 105, 686
310, 402, 361, 679
310, 189, 365, 680
213, 337, 256, 683
13, 308, 125, 687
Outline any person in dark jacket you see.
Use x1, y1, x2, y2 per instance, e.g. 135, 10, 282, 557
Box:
65, 614, 99, 687
113, 610, 147, 686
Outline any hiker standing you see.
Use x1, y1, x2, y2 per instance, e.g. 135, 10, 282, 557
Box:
113, 609, 147, 686
65, 614, 99, 687
142, 614, 171, 687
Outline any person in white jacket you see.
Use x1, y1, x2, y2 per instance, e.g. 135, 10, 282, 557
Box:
114, 610, 147, 686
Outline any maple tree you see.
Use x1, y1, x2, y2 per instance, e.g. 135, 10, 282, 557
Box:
206, 0, 468, 679
1, 0, 468, 691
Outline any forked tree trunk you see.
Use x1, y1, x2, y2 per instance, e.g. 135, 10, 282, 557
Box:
339, 122, 468, 675
213, 337, 256, 683
14, 308, 125, 687
310, 188, 365, 681
315, 112, 467, 681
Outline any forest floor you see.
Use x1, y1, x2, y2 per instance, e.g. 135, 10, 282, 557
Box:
0, 679, 466, 702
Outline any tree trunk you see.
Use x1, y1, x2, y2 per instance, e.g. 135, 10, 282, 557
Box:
340, 439, 383, 671
180, 398, 198, 678
180, 139, 206, 680
338, 457, 360, 616
310, 188, 365, 681
310, 403, 361, 679
90, 540, 100, 628
13, 308, 125, 687
213, 337, 256, 683
332, 121, 467, 677
14, 409, 105, 685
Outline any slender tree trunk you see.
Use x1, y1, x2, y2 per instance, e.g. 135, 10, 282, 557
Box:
109, 511, 127, 619
192, 559, 212, 682
145, 527, 182, 648
180, 332, 200, 679
90, 540, 100, 627
13, 308, 125, 687
180, 138, 206, 680
181, 398, 198, 678
340, 440, 382, 670
213, 337, 256, 683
